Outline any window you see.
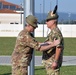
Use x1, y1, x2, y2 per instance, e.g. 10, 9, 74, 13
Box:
10, 5, 16, 10
0, 2, 2, 9
3, 5, 9, 9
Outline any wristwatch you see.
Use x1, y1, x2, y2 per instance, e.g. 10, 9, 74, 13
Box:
54, 60, 58, 63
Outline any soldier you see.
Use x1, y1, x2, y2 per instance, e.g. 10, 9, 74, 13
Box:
42, 5, 64, 75
11, 15, 60, 75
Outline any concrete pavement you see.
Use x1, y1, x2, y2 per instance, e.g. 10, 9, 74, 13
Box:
0, 56, 76, 66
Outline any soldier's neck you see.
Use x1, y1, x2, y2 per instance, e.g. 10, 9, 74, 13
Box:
50, 25, 57, 30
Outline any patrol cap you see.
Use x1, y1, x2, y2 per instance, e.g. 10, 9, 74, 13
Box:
46, 5, 59, 21
26, 15, 38, 28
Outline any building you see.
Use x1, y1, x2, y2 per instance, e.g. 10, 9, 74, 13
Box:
0, 0, 23, 24
0, 0, 21, 10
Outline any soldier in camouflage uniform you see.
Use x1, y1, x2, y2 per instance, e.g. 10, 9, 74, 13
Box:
11, 15, 60, 75
42, 5, 64, 75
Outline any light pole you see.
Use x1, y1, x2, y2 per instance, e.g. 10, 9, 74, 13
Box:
56, 0, 58, 5
50, 1, 51, 10
68, 13, 71, 24
20, 3, 22, 24
40, 4, 42, 22
56, 0, 58, 12
43, 0, 45, 37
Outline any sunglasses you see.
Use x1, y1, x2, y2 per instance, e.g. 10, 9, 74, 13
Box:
46, 19, 51, 22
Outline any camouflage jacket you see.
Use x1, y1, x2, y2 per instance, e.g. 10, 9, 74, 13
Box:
11, 28, 40, 66
42, 27, 64, 67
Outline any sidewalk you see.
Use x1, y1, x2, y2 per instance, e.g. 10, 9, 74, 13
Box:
0, 56, 76, 66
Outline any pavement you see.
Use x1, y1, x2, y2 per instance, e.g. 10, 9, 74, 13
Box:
0, 56, 76, 66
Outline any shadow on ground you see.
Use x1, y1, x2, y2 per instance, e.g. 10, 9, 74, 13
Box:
35, 67, 45, 70
1, 73, 11, 75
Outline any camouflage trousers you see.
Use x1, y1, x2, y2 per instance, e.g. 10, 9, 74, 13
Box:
42, 60, 60, 75
12, 65, 28, 75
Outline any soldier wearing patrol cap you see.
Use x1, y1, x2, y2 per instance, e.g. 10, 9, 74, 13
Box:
42, 5, 64, 75
26, 15, 38, 28
11, 15, 60, 75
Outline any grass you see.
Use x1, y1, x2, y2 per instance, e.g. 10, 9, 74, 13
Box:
0, 66, 76, 75
0, 37, 76, 56
0, 37, 16, 55
35, 66, 76, 75
0, 65, 11, 75
63, 38, 76, 55
0, 37, 76, 75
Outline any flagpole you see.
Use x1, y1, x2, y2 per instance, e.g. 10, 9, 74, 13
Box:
23, 0, 35, 75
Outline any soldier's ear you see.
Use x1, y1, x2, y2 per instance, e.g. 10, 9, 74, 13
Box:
27, 24, 30, 27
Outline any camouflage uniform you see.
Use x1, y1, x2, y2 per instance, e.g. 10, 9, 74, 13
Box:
11, 29, 40, 75
42, 27, 64, 75
11, 15, 39, 75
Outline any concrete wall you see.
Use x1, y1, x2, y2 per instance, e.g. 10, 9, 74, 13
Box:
0, 24, 76, 37
35, 24, 76, 37
0, 13, 23, 24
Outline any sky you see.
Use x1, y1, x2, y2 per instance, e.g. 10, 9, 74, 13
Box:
6, 0, 76, 14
